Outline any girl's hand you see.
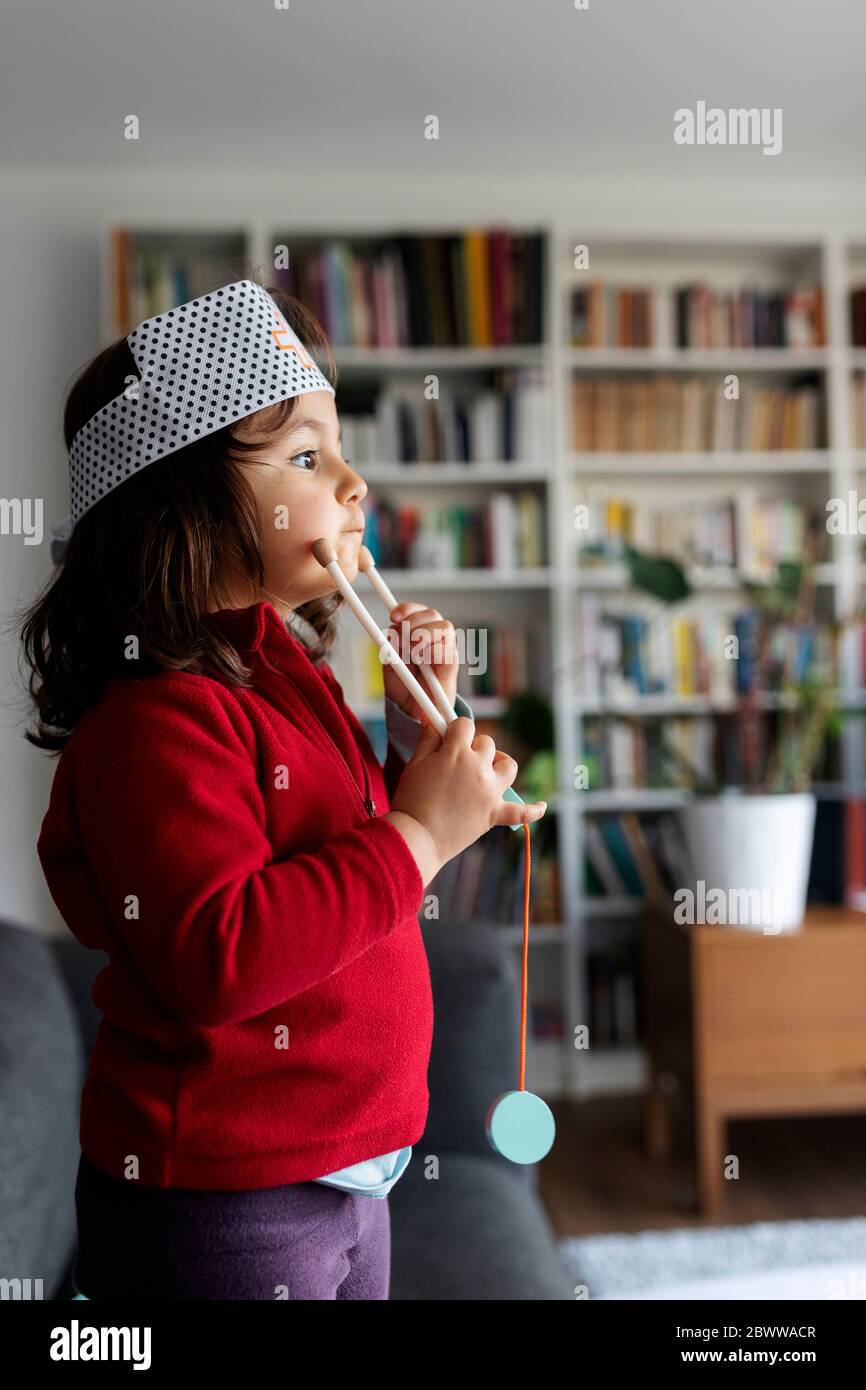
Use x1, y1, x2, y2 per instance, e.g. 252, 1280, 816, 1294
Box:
383, 603, 459, 722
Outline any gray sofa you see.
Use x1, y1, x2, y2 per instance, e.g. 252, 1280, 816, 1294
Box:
0, 915, 573, 1300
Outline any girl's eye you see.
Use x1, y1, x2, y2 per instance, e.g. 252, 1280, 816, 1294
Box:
286, 450, 353, 471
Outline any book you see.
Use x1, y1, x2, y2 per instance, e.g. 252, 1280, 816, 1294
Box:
571, 375, 823, 451
570, 281, 824, 350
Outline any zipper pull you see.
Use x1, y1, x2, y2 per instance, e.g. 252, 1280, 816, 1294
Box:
364, 797, 377, 816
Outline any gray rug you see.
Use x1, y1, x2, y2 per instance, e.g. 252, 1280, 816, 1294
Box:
560, 1218, 866, 1298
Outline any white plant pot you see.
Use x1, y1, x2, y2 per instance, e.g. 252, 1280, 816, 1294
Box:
675, 792, 817, 933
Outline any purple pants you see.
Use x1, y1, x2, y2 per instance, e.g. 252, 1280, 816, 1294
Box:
73, 1152, 391, 1300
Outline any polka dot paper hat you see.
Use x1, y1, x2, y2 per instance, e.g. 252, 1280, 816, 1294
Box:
60, 279, 335, 540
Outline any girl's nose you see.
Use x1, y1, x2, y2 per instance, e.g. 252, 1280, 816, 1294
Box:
338, 459, 367, 505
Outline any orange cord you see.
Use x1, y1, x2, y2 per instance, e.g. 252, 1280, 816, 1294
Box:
518, 821, 531, 1092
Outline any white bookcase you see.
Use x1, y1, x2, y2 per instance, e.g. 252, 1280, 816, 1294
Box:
99, 218, 866, 1105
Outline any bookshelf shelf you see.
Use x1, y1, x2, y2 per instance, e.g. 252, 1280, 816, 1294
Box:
375, 566, 553, 590
573, 690, 866, 716
359, 462, 550, 485
334, 346, 547, 370
574, 695, 727, 715
500, 923, 567, 945
568, 450, 831, 475
528, 1038, 570, 1095
574, 1046, 648, 1100
351, 695, 508, 722
573, 562, 840, 589
584, 897, 645, 919
564, 348, 829, 371
579, 789, 693, 811
101, 217, 866, 1106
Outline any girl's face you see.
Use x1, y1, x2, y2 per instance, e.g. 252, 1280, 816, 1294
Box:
226, 390, 368, 614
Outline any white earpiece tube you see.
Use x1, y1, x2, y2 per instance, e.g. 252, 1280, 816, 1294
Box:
312, 542, 448, 736
359, 554, 457, 725
312, 540, 527, 830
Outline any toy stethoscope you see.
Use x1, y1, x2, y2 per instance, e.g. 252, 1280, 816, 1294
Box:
312, 538, 556, 1166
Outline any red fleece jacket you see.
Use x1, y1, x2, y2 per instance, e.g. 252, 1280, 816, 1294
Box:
36, 600, 432, 1189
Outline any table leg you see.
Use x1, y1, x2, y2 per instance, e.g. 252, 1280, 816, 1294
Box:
645, 1067, 673, 1158
695, 1098, 726, 1217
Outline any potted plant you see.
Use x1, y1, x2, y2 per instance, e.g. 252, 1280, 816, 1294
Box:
579, 517, 860, 933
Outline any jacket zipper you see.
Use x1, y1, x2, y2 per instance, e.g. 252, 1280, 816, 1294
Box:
257, 647, 377, 819
297, 687, 378, 819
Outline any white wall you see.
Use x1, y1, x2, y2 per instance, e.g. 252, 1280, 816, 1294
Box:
4, 162, 866, 933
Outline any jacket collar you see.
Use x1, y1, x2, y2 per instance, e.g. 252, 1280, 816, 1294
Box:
202, 598, 374, 809
203, 600, 310, 660
202, 597, 345, 710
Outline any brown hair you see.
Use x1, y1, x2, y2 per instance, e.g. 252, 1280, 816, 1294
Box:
17, 283, 343, 753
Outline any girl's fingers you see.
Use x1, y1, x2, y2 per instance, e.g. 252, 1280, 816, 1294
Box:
386, 608, 459, 718
410, 622, 458, 668
389, 603, 430, 621
388, 609, 458, 672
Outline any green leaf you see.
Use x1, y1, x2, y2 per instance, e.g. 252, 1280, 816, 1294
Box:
776, 561, 805, 597
623, 545, 692, 603
742, 562, 806, 616
519, 750, 558, 802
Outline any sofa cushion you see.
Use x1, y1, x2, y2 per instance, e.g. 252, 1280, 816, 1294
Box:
389, 1150, 573, 1299
0, 920, 84, 1297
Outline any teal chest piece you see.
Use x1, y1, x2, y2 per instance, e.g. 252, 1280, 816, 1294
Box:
486, 1089, 556, 1163
484, 822, 557, 1165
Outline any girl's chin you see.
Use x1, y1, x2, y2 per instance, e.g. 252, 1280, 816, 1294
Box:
335, 537, 362, 568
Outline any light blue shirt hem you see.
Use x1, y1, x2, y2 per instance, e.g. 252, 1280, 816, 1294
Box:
313, 1145, 414, 1198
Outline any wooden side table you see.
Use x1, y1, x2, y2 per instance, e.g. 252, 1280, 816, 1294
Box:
641, 904, 866, 1217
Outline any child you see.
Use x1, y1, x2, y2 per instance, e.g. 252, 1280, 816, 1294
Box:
25, 279, 547, 1301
